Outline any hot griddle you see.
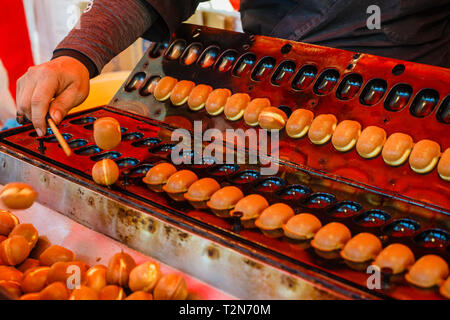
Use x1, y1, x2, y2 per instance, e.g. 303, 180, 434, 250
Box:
0, 23, 448, 300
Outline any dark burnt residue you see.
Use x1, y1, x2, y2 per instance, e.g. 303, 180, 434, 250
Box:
205, 245, 220, 259
243, 258, 263, 270
164, 225, 172, 237
164, 225, 190, 241
117, 207, 140, 229
146, 218, 155, 233
178, 231, 189, 241
281, 275, 298, 290
118, 233, 130, 244
77, 188, 85, 197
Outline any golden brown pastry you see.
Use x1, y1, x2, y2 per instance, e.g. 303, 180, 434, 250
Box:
9, 223, 38, 249
46, 262, 87, 286
142, 163, 177, 186
282, 213, 322, 240
39, 282, 70, 300
224, 93, 251, 121
92, 159, 120, 186
0, 266, 23, 282
437, 148, 450, 181
308, 114, 338, 145
356, 126, 387, 159
0, 183, 38, 210
153, 76, 178, 101
153, 273, 188, 300
243, 98, 271, 126
187, 84, 213, 111
286, 109, 314, 138
170, 80, 195, 106
98, 285, 125, 300
405, 254, 449, 288
128, 261, 162, 292
19, 293, 40, 300
258, 107, 288, 130
85, 265, 108, 292
254, 203, 295, 238
0, 235, 30, 265
184, 178, 221, 209
439, 277, 450, 299
0, 210, 19, 236
310, 222, 351, 252
382, 132, 414, 166
45, 261, 88, 285
0, 280, 21, 299
205, 88, 232, 116
409, 139, 441, 173
331, 120, 361, 152
38, 245, 75, 266
163, 170, 198, 201
207, 186, 244, 218
106, 252, 136, 287
230, 194, 269, 229
340, 233, 382, 263
372, 243, 415, 274
29, 236, 51, 260
93, 117, 121, 150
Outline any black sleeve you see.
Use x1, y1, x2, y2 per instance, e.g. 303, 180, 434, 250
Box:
141, 0, 204, 42
52, 49, 98, 79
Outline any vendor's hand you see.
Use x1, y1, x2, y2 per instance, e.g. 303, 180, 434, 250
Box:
16, 56, 90, 136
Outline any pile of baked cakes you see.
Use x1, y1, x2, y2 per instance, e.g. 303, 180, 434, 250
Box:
0, 185, 189, 300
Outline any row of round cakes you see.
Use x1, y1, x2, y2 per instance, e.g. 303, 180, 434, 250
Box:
286, 112, 449, 180
141, 162, 449, 298
151, 76, 449, 181
152, 76, 286, 127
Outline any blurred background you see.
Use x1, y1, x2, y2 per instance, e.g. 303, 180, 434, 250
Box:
0, 0, 242, 127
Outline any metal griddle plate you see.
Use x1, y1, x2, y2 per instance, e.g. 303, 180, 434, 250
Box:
0, 106, 448, 300
0, 24, 448, 300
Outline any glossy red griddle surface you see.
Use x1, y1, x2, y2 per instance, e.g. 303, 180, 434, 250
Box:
1, 107, 448, 300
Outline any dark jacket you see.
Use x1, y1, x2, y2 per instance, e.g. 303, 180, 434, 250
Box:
146, 0, 450, 67
54, 0, 450, 77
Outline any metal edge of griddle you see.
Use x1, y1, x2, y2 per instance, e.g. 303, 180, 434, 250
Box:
0, 144, 383, 300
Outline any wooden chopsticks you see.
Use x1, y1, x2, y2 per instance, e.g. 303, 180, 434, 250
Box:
47, 118, 72, 157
